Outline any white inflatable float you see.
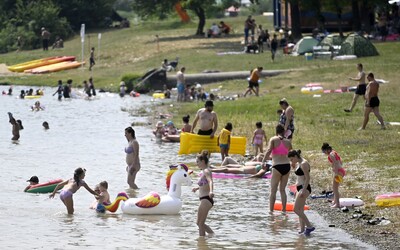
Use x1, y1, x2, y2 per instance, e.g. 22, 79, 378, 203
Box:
339, 198, 364, 207
121, 164, 192, 215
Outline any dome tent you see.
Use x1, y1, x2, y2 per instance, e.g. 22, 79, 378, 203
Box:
292, 36, 319, 55
320, 34, 345, 47
338, 34, 379, 57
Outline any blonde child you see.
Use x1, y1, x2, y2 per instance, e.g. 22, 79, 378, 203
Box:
252, 121, 267, 156
95, 181, 111, 213
217, 123, 233, 161
50, 168, 98, 214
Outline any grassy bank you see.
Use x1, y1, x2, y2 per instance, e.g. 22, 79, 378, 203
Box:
1, 14, 400, 242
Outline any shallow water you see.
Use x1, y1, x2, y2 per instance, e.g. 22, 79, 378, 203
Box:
0, 86, 374, 249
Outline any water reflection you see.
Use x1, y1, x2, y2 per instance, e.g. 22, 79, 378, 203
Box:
0, 86, 374, 249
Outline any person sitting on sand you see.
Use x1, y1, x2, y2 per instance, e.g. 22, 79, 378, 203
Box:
24, 176, 39, 192
211, 154, 271, 178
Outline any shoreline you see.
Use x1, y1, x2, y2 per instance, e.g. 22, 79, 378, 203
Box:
147, 101, 398, 250
308, 196, 398, 250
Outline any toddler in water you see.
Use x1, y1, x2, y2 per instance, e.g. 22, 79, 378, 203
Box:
181, 115, 192, 133
218, 123, 233, 161
95, 181, 111, 213
49, 168, 98, 214
252, 121, 267, 156
153, 121, 166, 139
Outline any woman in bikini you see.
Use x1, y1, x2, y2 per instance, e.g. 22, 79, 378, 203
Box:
322, 143, 346, 208
262, 124, 292, 213
288, 149, 315, 236
181, 115, 192, 133
49, 168, 98, 214
192, 150, 214, 236
125, 127, 141, 189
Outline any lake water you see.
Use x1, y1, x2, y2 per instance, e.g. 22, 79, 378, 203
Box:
0, 86, 374, 249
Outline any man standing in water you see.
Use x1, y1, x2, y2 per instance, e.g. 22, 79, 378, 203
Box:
344, 63, 366, 112
192, 100, 218, 138
359, 73, 385, 130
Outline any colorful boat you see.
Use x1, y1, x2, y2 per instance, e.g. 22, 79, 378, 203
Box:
27, 61, 84, 74
25, 179, 63, 193
8, 56, 76, 72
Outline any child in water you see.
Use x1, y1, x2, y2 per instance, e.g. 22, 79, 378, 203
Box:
153, 121, 166, 139
42, 121, 49, 130
95, 181, 111, 213
181, 115, 192, 133
49, 168, 98, 214
24, 176, 39, 192
8, 112, 23, 140
31, 101, 44, 111
218, 122, 233, 161
252, 121, 267, 156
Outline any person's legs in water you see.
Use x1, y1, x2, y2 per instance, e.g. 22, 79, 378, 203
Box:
127, 165, 140, 189
269, 168, 282, 213
279, 172, 290, 213
294, 188, 313, 234
197, 199, 214, 236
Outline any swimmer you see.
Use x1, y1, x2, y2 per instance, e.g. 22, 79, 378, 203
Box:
8, 112, 23, 141
24, 176, 39, 192
153, 121, 166, 139
31, 101, 44, 111
262, 124, 292, 213
192, 150, 214, 236
288, 149, 315, 236
321, 143, 346, 208
42, 121, 49, 130
49, 168, 98, 214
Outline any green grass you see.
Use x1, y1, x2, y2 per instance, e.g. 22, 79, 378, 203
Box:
1, 15, 400, 233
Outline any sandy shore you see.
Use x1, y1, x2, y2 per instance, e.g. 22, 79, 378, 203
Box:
307, 192, 398, 250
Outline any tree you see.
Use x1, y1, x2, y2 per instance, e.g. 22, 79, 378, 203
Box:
288, 0, 302, 40
131, 0, 216, 35
352, 0, 361, 31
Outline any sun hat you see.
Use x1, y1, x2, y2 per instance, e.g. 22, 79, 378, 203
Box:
27, 176, 39, 183
156, 121, 164, 128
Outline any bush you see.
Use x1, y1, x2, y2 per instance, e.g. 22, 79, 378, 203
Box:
120, 73, 143, 93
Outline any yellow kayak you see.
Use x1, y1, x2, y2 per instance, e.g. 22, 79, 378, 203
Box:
8, 56, 76, 72
27, 61, 84, 74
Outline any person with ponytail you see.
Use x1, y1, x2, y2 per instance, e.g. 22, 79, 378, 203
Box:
321, 143, 346, 208
288, 149, 315, 236
49, 168, 98, 214
193, 150, 215, 236
181, 115, 192, 133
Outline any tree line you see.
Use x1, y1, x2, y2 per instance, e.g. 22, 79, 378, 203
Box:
0, 0, 117, 53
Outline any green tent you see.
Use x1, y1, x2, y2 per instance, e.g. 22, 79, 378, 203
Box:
320, 34, 345, 47
338, 34, 379, 57
292, 36, 319, 55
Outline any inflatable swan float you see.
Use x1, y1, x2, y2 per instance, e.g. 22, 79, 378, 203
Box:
120, 164, 192, 215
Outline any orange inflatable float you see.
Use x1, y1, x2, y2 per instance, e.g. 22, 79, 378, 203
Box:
273, 201, 310, 212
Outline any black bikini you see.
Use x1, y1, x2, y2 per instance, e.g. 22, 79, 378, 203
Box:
200, 196, 214, 206
295, 165, 311, 193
